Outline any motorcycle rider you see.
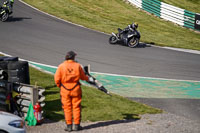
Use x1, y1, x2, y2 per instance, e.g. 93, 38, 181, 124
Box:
118, 22, 138, 37
8, 0, 14, 13
1, 0, 14, 13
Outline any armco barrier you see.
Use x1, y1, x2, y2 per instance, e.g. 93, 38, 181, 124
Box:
0, 56, 45, 117
0, 80, 45, 117
0, 80, 7, 111
128, 0, 200, 31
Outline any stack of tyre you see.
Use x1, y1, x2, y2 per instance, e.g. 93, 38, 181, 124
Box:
0, 56, 30, 111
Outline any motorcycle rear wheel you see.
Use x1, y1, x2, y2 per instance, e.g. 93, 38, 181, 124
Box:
109, 35, 118, 44
128, 38, 139, 48
1, 13, 9, 22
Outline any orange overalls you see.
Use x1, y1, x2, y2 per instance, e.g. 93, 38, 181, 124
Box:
54, 60, 89, 125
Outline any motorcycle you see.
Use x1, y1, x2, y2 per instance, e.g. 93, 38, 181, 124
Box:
0, 1, 13, 22
109, 28, 141, 48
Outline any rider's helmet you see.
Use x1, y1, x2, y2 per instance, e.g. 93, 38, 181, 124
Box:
132, 22, 138, 30
3, 1, 9, 5
134, 22, 138, 29
131, 22, 138, 29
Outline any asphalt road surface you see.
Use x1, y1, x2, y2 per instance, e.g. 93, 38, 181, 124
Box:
0, 0, 200, 123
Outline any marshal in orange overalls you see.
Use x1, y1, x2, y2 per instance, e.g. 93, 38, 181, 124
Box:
54, 60, 89, 125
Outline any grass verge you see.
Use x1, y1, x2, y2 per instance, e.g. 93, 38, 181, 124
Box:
22, 0, 200, 50
160, 0, 200, 13
29, 67, 162, 122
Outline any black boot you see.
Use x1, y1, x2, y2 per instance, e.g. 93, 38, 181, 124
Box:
74, 124, 83, 131
64, 124, 72, 132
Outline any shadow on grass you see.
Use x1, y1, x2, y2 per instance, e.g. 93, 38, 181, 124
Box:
42, 97, 141, 127
45, 85, 57, 90
43, 99, 63, 123
43, 98, 87, 123
83, 114, 140, 130
122, 113, 140, 120
44, 91, 59, 95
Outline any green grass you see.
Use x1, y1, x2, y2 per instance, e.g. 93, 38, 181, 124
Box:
22, 0, 200, 50
29, 67, 162, 122
160, 0, 200, 13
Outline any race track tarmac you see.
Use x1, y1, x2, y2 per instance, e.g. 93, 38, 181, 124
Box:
0, 0, 200, 123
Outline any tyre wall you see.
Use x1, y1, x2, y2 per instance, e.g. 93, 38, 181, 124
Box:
0, 57, 30, 84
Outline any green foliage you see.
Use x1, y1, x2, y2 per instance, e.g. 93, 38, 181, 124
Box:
160, 0, 200, 13
29, 67, 162, 122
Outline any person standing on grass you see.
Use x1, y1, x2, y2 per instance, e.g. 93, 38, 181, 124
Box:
54, 51, 94, 132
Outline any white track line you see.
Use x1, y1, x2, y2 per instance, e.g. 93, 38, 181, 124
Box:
19, 0, 108, 35
19, 0, 200, 55
2, 1, 200, 82
1, 52, 200, 83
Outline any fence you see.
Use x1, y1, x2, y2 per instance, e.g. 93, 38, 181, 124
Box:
0, 56, 45, 117
0, 80, 45, 117
128, 0, 200, 31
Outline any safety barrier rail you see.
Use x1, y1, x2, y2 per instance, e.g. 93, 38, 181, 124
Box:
0, 80, 45, 117
128, 0, 200, 31
0, 56, 45, 117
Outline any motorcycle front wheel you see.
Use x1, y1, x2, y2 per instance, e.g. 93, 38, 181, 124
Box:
109, 35, 118, 44
128, 38, 139, 48
1, 13, 9, 22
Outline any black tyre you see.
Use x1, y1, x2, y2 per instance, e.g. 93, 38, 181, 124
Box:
0, 130, 8, 133
0, 69, 8, 80
0, 87, 7, 111
8, 61, 30, 84
0, 56, 19, 61
128, 38, 139, 48
109, 35, 118, 44
1, 13, 9, 22
0, 87, 7, 96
